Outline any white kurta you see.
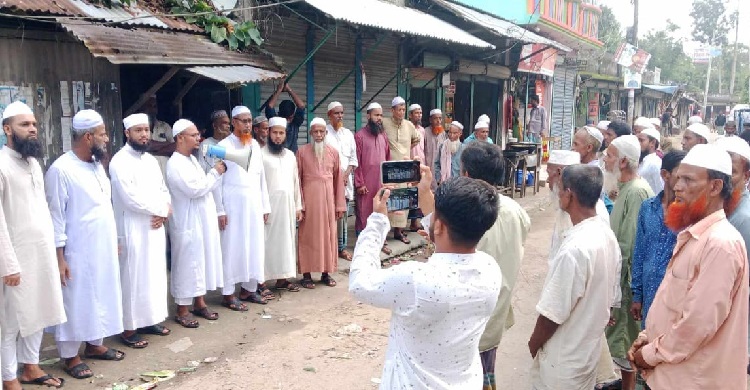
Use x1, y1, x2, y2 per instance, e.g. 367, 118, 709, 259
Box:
531, 217, 621, 390
109, 144, 171, 330
166, 153, 224, 299
0, 146, 65, 337
638, 153, 664, 195
325, 124, 358, 200
261, 146, 302, 280
350, 213, 501, 389
45, 151, 122, 341
213, 134, 270, 285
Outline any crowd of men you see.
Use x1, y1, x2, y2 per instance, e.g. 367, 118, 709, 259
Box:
349, 110, 749, 390
2, 85, 748, 390
0, 89, 503, 388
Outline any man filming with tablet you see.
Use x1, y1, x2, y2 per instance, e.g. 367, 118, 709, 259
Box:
349, 168, 502, 389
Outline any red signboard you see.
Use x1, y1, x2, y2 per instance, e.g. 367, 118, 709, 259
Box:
517, 44, 557, 77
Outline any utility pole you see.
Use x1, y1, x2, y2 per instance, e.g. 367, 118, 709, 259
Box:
627, 0, 639, 125
729, 0, 739, 95
702, 28, 716, 116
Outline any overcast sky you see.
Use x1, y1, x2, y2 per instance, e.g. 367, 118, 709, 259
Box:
605, 0, 749, 53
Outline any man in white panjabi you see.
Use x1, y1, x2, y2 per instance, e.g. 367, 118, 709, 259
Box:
0, 102, 65, 389
213, 106, 271, 309
262, 117, 303, 291
423, 108, 447, 191
46, 110, 125, 380
528, 165, 620, 390
350, 176, 502, 389
109, 114, 172, 339
325, 101, 358, 262
545, 150, 621, 388
166, 119, 225, 327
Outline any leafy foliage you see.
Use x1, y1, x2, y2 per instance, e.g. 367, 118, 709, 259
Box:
690, 0, 730, 46
169, 0, 263, 50
639, 21, 700, 88
598, 5, 622, 54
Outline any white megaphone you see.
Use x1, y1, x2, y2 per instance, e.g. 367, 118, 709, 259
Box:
202, 144, 252, 171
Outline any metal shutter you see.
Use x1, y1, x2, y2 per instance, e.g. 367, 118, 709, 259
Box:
550, 64, 576, 150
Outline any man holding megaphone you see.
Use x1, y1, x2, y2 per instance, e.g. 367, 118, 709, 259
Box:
209, 106, 271, 311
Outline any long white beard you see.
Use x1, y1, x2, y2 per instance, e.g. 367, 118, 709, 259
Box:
603, 164, 621, 195
314, 141, 326, 163
549, 184, 561, 212
449, 139, 461, 154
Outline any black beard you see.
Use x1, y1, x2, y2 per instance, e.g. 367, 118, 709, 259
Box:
128, 138, 149, 153
91, 144, 107, 161
368, 120, 383, 136
268, 139, 285, 155
640, 150, 649, 164
12, 132, 43, 159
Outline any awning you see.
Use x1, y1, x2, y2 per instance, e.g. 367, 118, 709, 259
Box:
186, 66, 285, 88
643, 84, 679, 94
60, 22, 283, 72
431, 0, 571, 52
303, 0, 494, 49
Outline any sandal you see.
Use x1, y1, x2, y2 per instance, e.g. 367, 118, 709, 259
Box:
300, 278, 315, 289
394, 234, 411, 245
381, 245, 392, 255
240, 291, 268, 305
120, 332, 149, 349
274, 280, 300, 292
174, 315, 200, 328
256, 284, 276, 300
221, 297, 248, 312
84, 347, 125, 361
191, 307, 219, 320
321, 274, 337, 287
138, 324, 171, 336
338, 249, 353, 261
64, 362, 93, 380
21, 374, 65, 388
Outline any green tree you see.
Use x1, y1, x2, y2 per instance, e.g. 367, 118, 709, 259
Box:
598, 5, 622, 54
690, 0, 730, 47
638, 21, 698, 86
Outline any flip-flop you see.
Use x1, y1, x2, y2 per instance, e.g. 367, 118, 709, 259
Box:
64, 362, 93, 380
256, 285, 276, 300
20, 374, 65, 388
120, 332, 149, 349
394, 234, 411, 245
137, 324, 171, 336
191, 307, 219, 320
381, 245, 392, 255
84, 347, 125, 361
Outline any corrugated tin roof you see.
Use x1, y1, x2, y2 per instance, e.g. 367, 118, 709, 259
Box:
303, 0, 494, 49
186, 65, 285, 88
432, 0, 571, 52
60, 22, 284, 70
0, 0, 199, 31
